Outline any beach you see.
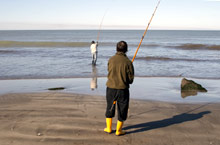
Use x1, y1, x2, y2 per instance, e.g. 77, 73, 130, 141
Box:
0, 91, 219, 145
1, 30, 220, 144
0, 77, 220, 145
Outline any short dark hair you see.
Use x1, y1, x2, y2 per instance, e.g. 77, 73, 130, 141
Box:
91, 41, 95, 44
116, 41, 127, 53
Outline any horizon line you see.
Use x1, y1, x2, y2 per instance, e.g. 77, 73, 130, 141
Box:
0, 29, 220, 31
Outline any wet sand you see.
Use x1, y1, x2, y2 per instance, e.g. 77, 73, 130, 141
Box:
1, 77, 220, 103
0, 92, 219, 145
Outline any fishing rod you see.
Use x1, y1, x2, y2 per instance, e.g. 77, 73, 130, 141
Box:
132, 0, 161, 63
97, 10, 108, 42
111, 0, 161, 109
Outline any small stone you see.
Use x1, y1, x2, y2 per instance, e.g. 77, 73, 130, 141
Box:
48, 87, 65, 91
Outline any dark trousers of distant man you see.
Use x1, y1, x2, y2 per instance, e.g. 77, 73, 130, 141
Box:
105, 87, 129, 121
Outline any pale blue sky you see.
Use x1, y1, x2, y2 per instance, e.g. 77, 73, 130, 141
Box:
0, 0, 220, 30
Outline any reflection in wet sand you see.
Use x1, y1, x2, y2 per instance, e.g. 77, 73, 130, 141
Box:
90, 65, 98, 91
181, 90, 198, 98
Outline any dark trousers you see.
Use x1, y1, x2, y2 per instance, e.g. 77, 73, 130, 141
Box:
105, 87, 129, 122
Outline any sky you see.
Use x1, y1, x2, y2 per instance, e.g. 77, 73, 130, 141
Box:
0, 0, 220, 30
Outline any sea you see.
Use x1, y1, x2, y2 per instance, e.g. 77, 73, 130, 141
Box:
0, 30, 220, 79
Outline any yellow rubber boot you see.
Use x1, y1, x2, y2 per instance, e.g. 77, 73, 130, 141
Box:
115, 120, 126, 136
104, 118, 112, 133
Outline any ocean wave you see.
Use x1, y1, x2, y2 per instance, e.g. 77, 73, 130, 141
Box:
129, 44, 160, 47
175, 44, 220, 50
0, 41, 90, 48
0, 50, 19, 54
136, 56, 219, 62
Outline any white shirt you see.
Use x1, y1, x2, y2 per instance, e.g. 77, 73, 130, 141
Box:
90, 43, 98, 54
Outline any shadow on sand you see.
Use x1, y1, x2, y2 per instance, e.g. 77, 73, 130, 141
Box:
124, 111, 211, 134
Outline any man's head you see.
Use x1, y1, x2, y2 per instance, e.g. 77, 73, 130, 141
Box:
116, 41, 127, 53
91, 41, 95, 44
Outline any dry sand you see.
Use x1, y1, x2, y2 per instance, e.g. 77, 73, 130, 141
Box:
0, 92, 219, 145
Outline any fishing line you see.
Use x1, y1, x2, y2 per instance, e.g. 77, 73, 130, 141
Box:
97, 9, 108, 42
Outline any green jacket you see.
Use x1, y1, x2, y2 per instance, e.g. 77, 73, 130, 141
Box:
106, 52, 134, 89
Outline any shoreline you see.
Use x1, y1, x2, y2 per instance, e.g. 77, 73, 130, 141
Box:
0, 77, 220, 103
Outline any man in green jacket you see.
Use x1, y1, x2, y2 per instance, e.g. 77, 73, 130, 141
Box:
104, 41, 134, 136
